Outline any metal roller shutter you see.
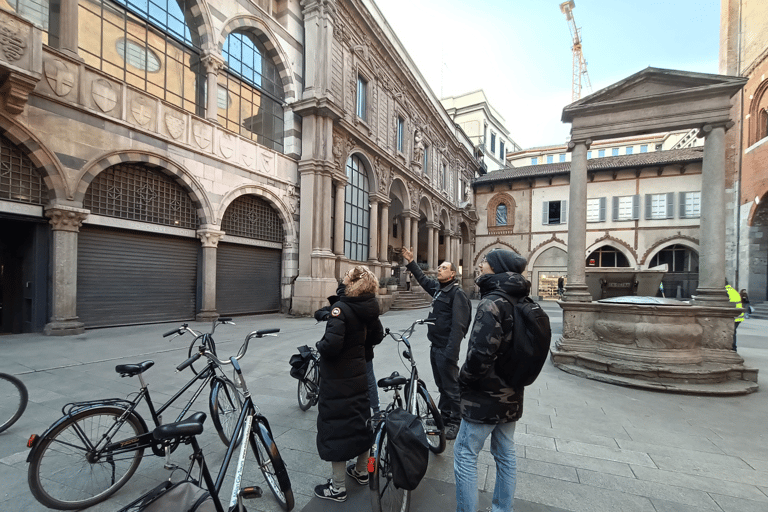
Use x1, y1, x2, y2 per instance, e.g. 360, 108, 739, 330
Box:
216, 243, 281, 315
77, 226, 198, 328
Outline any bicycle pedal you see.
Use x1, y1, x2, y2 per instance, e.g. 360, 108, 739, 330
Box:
163, 463, 179, 471
239, 486, 262, 499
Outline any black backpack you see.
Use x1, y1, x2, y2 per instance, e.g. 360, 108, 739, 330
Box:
488, 291, 552, 388
385, 408, 429, 491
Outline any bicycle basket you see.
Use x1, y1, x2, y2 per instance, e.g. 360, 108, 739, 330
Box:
289, 345, 313, 380
120, 481, 216, 512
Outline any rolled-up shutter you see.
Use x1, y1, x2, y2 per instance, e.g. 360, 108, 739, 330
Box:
77, 226, 197, 328
216, 243, 281, 315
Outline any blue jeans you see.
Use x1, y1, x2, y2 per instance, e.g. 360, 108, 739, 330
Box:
366, 360, 379, 412
454, 420, 517, 512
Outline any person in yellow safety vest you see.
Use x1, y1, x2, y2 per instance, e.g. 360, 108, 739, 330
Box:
726, 283, 744, 351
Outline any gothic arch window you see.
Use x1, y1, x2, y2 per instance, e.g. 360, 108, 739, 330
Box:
344, 154, 370, 262
649, 244, 698, 272
586, 245, 629, 267
219, 30, 285, 152
0, 134, 48, 205
83, 163, 198, 229
487, 193, 515, 232
749, 80, 768, 145
222, 195, 284, 243
79, 0, 204, 116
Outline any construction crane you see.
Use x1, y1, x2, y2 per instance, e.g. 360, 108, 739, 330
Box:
560, 0, 592, 101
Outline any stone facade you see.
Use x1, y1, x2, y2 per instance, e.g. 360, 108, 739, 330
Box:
0, 0, 479, 333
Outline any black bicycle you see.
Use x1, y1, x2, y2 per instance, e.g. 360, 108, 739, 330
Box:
369, 318, 446, 512
296, 346, 320, 411
25, 318, 252, 510
0, 372, 28, 433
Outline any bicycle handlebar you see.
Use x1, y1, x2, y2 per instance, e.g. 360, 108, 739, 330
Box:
195, 328, 280, 367
176, 352, 201, 372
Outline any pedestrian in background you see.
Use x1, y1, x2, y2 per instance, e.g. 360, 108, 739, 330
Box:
455, 248, 529, 512
401, 246, 471, 440
313, 266, 383, 502
740, 288, 752, 319
726, 282, 744, 351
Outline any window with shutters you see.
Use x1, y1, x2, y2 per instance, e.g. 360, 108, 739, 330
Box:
679, 191, 701, 218
645, 193, 674, 220
542, 200, 567, 225
612, 195, 639, 221
586, 197, 606, 223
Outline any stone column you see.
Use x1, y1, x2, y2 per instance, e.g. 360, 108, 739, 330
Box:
411, 216, 419, 260
333, 180, 346, 255
402, 214, 412, 252
59, 0, 80, 58
445, 234, 453, 265
433, 227, 440, 267
563, 139, 592, 302
368, 197, 379, 263
201, 53, 225, 123
196, 227, 225, 321
44, 205, 88, 335
692, 123, 732, 305
379, 202, 389, 263
427, 223, 435, 270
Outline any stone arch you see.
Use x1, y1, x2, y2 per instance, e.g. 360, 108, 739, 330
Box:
418, 196, 434, 223
473, 238, 524, 267
216, 15, 297, 101
76, 151, 214, 225
389, 176, 409, 208
641, 236, 700, 267
439, 208, 450, 233
217, 185, 297, 242
0, 114, 68, 201
181, 0, 215, 49
528, 239, 569, 270
488, 192, 516, 229
748, 77, 768, 146
586, 239, 637, 267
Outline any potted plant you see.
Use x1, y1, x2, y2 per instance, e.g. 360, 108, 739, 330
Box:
378, 278, 388, 295
386, 277, 399, 293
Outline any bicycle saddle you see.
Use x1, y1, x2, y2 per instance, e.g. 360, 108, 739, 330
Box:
115, 360, 154, 377
153, 412, 207, 441
378, 372, 407, 388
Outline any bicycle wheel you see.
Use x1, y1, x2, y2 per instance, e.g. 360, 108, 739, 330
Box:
297, 360, 319, 411
28, 406, 145, 510
415, 384, 446, 454
370, 424, 410, 512
251, 420, 294, 511
210, 378, 244, 446
0, 373, 28, 433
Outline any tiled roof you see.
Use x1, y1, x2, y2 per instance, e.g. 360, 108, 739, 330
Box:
475, 147, 704, 186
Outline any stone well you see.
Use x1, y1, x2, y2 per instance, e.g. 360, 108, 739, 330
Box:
551, 298, 758, 395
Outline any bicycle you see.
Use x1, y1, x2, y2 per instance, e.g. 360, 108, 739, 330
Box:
368, 318, 446, 512
25, 319, 256, 510
296, 346, 320, 411
0, 372, 28, 433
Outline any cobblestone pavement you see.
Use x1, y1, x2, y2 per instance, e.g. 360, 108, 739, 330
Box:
0, 301, 765, 512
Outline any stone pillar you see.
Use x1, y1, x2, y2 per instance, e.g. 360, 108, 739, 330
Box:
402, 215, 412, 252
379, 202, 389, 263
427, 223, 435, 270
333, 180, 346, 255
411, 216, 419, 260
563, 139, 593, 302
445, 234, 453, 265
196, 227, 225, 321
201, 53, 225, 123
59, 0, 80, 58
433, 227, 440, 268
692, 123, 732, 305
368, 197, 379, 263
44, 205, 88, 335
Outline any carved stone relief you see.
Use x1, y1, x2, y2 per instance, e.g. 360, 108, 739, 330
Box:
130, 95, 153, 126
44, 59, 75, 97
192, 122, 212, 150
165, 111, 184, 140
92, 79, 117, 113
0, 19, 26, 62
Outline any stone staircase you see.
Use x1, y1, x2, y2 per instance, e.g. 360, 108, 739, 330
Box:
748, 301, 768, 319
389, 289, 432, 311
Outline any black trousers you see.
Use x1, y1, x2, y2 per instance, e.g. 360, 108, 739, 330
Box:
429, 347, 461, 426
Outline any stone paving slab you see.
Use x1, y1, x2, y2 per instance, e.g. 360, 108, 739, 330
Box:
0, 300, 766, 512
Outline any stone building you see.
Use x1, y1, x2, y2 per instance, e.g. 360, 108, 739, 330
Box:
720, 0, 768, 301
0, 0, 479, 334
472, 147, 704, 299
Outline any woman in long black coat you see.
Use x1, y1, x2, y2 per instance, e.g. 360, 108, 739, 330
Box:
314, 265, 384, 502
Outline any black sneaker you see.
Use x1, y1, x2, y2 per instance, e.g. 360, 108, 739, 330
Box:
445, 423, 460, 440
314, 480, 347, 502
346, 463, 369, 485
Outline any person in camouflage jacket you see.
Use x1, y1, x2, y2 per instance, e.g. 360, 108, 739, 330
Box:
454, 248, 529, 512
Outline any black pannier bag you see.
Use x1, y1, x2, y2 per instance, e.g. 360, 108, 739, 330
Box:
120, 480, 216, 512
385, 408, 429, 491
289, 345, 313, 380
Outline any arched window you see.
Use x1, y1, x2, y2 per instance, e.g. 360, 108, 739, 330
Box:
344, 155, 370, 262
220, 31, 285, 152
79, 0, 204, 116
586, 246, 629, 267
0, 134, 47, 205
496, 204, 507, 226
222, 195, 284, 243
649, 244, 698, 272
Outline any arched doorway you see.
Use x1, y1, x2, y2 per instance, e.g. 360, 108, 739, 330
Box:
649, 244, 699, 299
586, 245, 630, 267
531, 246, 568, 300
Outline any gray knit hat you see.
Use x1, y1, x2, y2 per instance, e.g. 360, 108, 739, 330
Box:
485, 249, 527, 274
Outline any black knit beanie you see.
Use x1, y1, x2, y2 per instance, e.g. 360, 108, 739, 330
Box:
485, 248, 527, 274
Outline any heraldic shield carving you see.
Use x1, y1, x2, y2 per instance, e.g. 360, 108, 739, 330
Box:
44, 59, 75, 97
92, 79, 117, 112
0, 20, 26, 62
131, 96, 152, 126
165, 112, 185, 139
193, 122, 212, 149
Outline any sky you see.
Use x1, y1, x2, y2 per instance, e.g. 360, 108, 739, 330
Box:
375, 0, 722, 149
